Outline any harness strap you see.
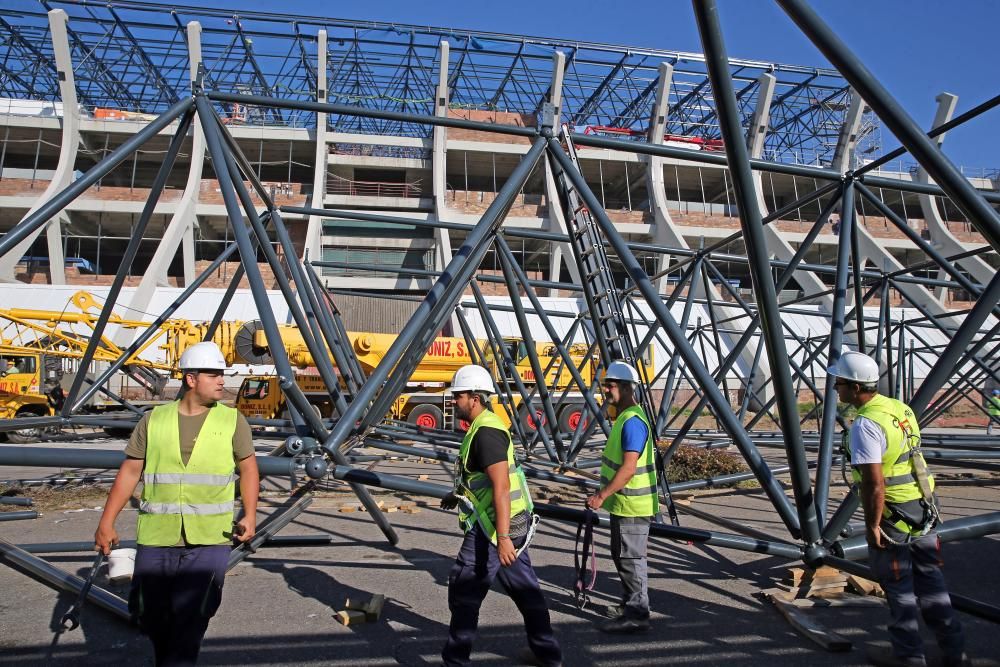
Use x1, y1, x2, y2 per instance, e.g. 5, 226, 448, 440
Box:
573, 507, 599, 609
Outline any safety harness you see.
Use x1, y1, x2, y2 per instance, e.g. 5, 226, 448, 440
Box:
841, 397, 940, 546
573, 507, 599, 609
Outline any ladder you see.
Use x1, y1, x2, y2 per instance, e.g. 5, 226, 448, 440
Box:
553, 125, 679, 525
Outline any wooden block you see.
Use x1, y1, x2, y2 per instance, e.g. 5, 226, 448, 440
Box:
847, 575, 884, 597
334, 609, 367, 626
344, 598, 366, 611
786, 565, 843, 584
384, 506, 398, 513
418, 474, 429, 481
364, 594, 385, 622
339, 505, 357, 513
809, 588, 848, 599
401, 506, 421, 514
764, 592, 852, 652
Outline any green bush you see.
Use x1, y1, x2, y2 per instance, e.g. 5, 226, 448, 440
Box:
662, 444, 749, 483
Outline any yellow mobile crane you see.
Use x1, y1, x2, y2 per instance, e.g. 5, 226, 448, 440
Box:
0, 291, 243, 441
231, 321, 601, 432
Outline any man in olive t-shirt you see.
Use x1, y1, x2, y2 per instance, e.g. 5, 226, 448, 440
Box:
123, 409, 255, 546
95, 343, 259, 665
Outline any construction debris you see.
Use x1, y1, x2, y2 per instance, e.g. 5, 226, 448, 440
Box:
337, 593, 386, 625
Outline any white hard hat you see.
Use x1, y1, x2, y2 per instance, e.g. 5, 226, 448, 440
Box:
605, 361, 640, 384
827, 351, 879, 384
451, 365, 494, 394
179, 341, 228, 371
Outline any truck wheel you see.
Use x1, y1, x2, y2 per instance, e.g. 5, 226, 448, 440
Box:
6, 412, 44, 444
518, 404, 547, 434
558, 404, 588, 433
407, 404, 444, 430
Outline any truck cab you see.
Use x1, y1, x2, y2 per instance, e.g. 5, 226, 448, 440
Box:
0, 351, 63, 443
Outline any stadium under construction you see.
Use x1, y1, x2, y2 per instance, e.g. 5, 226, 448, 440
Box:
0, 0, 998, 663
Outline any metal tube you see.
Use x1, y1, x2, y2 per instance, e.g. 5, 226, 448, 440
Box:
495, 242, 564, 460
854, 92, 1000, 176
209, 90, 538, 139
693, 0, 818, 544
815, 181, 857, 523
857, 183, 993, 306
494, 237, 609, 437
468, 281, 560, 460
833, 512, 1000, 561
70, 241, 240, 411
340, 138, 546, 438
0, 445, 299, 478
0, 497, 32, 506
325, 463, 804, 559
547, 137, 802, 538
0, 511, 38, 522
0, 98, 193, 258
776, 0, 1000, 252
0, 538, 130, 621
61, 108, 195, 416
909, 272, 1000, 414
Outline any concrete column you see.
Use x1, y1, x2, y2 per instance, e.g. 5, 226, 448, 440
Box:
117, 21, 205, 341
0, 9, 79, 284
543, 51, 581, 294
831, 89, 865, 173
749, 74, 831, 306
303, 29, 328, 263
914, 92, 995, 292
431, 40, 457, 333
646, 62, 681, 293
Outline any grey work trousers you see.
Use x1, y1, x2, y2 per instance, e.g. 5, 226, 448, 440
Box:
868, 533, 965, 662
610, 514, 651, 619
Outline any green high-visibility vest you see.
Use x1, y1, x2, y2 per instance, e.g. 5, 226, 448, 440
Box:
600, 405, 658, 517
847, 394, 935, 535
988, 395, 1000, 417
137, 401, 238, 546
455, 409, 531, 545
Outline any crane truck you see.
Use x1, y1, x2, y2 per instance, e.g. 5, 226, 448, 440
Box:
230, 320, 601, 432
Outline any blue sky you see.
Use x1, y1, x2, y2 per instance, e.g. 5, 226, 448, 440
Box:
231, 0, 998, 172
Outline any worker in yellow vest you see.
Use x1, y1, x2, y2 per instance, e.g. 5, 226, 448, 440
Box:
439, 364, 561, 667
987, 389, 1000, 436
95, 341, 258, 666
587, 361, 657, 634
830, 351, 968, 667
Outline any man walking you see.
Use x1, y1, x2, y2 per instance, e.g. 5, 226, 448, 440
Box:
95, 341, 258, 666
587, 361, 657, 634
830, 351, 968, 667
440, 364, 561, 667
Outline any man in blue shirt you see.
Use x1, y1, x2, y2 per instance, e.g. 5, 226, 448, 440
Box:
586, 361, 658, 633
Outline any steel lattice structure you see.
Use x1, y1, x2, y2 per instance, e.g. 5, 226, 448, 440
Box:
1, 0, 866, 164
0, 0, 999, 634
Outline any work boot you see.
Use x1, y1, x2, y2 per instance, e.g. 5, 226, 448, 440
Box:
599, 615, 650, 634
515, 647, 561, 667
603, 604, 623, 619
866, 645, 927, 667
937, 653, 972, 667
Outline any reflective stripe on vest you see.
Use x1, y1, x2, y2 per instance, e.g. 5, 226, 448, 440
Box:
140, 501, 236, 516
847, 394, 934, 535
455, 409, 531, 545
143, 472, 236, 486
599, 405, 658, 517
137, 401, 239, 547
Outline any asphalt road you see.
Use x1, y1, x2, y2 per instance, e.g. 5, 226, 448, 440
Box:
1, 432, 999, 665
